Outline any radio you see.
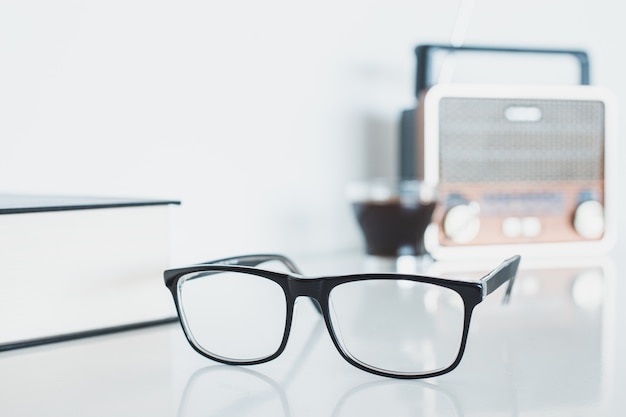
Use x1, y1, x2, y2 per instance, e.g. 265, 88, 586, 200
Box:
401, 45, 617, 260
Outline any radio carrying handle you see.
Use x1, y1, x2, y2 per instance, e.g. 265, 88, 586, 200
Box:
400, 45, 592, 179
414, 44, 591, 97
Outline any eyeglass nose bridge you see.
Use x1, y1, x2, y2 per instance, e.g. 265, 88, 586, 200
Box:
287, 276, 326, 302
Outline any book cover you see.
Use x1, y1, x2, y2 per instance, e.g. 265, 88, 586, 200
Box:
0, 194, 181, 350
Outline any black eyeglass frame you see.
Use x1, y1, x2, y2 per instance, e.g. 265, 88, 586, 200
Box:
164, 254, 520, 379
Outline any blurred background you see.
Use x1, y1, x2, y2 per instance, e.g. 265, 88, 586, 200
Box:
0, 0, 622, 265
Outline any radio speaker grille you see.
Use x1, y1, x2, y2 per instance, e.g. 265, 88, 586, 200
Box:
438, 98, 605, 183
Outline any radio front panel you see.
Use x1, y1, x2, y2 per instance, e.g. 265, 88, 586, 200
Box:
419, 84, 616, 260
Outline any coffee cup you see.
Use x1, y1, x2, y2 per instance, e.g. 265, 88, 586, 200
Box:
348, 178, 437, 257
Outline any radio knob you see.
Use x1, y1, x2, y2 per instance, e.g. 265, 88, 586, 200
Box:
522, 216, 542, 238
573, 200, 604, 239
502, 217, 522, 238
443, 203, 480, 244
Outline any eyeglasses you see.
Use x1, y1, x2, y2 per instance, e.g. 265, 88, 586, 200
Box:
164, 254, 520, 379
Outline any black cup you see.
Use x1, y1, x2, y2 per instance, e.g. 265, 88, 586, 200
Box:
349, 179, 437, 257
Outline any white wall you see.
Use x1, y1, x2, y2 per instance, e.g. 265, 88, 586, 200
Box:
1, 0, 623, 265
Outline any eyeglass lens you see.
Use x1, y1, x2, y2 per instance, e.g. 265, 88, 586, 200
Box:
178, 271, 287, 362
328, 279, 465, 374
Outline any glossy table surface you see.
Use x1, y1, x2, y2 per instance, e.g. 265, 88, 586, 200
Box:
1, 249, 625, 417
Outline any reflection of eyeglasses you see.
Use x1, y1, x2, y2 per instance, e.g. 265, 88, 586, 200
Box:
164, 254, 520, 379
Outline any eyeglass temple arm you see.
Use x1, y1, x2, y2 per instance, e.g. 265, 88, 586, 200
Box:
480, 255, 521, 303
199, 254, 303, 275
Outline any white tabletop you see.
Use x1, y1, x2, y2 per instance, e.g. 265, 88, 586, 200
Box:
1, 250, 625, 417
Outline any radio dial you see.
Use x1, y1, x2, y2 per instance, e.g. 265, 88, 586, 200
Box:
573, 200, 604, 239
443, 203, 480, 244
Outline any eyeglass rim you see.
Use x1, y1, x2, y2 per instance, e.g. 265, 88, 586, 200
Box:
163, 257, 504, 379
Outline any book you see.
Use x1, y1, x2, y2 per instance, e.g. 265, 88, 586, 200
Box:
0, 194, 180, 349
